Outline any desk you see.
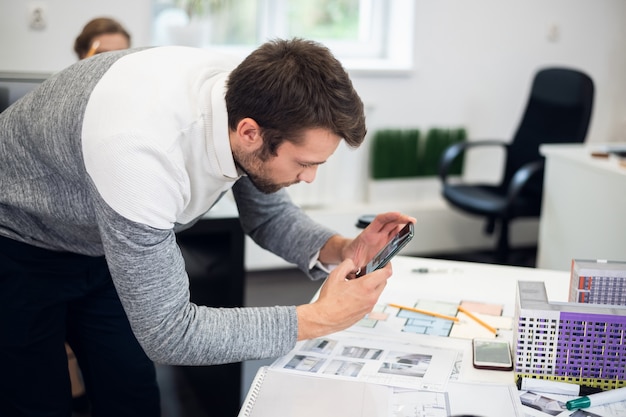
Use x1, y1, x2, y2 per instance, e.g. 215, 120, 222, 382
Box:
537, 143, 626, 271
240, 256, 574, 416
341, 256, 570, 385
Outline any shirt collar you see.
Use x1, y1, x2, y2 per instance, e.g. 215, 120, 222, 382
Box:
210, 73, 239, 180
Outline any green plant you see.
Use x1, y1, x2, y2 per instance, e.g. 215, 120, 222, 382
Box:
447, 127, 467, 176
370, 127, 466, 179
422, 127, 467, 176
175, 0, 230, 18
370, 129, 420, 179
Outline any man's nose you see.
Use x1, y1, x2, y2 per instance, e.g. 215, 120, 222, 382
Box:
298, 166, 318, 183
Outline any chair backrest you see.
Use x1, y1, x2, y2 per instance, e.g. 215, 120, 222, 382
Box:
504, 67, 594, 194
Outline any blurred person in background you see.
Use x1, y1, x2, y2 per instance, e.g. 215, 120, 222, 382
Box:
74, 17, 131, 59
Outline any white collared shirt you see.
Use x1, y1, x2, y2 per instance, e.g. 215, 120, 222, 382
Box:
82, 46, 241, 229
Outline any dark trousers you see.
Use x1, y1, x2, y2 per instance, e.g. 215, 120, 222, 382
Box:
0, 236, 160, 417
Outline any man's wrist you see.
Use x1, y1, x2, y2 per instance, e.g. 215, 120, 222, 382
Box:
296, 303, 337, 341
318, 235, 351, 265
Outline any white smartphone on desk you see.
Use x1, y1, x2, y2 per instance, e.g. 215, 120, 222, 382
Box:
472, 338, 513, 371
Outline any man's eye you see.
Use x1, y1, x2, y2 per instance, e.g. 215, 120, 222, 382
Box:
298, 163, 312, 168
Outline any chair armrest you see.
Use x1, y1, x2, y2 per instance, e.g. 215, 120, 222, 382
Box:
505, 159, 545, 205
438, 140, 509, 183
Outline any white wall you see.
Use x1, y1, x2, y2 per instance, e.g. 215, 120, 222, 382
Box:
1, 1, 625, 192
1, 0, 625, 266
342, 0, 626, 203
0, 1, 152, 70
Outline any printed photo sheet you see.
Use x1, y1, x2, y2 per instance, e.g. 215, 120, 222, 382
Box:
270, 332, 460, 391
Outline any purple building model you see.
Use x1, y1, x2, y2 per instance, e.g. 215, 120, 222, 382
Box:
514, 281, 626, 390
570, 259, 626, 305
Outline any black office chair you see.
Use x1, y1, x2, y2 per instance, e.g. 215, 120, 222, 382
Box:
438, 67, 594, 263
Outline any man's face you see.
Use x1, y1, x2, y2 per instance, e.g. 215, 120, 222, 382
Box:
234, 128, 341, 194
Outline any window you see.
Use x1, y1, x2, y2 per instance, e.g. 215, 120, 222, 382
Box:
152, 0, 414, 72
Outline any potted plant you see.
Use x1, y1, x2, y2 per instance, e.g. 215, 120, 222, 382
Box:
368, 127, 466, 203
158, 0, 231, 46
174, 0, 230, 19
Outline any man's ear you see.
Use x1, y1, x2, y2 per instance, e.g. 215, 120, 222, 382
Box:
235, 118, 263, 151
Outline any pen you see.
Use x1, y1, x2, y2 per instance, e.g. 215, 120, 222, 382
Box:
388, 303, 460, 322
566, 386, 626, 410
85, 40, 100, 58
517, 377, 603, 396
457, 305, 497, 334
412, 268, 450, 273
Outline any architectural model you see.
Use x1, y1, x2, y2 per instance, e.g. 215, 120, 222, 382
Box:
570, 259, 626, 305
514, 281, 626, 390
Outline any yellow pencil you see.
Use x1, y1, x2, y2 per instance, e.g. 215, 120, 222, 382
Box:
388, 303, 460, 322
85, 40, 100, 58
457, 305, 497, 334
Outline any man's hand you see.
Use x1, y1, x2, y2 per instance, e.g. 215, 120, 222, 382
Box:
297, 212, 415, 341
318, 212, 416, 267
341, 212, 416, 269
295, 258, 391, 340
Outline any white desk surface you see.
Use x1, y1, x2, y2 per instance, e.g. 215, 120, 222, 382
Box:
347, 255, 570, 385
540, 143, 626, 177
243, 257, 626, 416
382, 256, 569, 317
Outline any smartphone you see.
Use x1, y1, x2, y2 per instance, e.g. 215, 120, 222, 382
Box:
472, 338, 513, 371
355, 222, 414, 278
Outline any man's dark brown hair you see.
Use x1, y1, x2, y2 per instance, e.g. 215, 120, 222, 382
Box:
226, 38, 366, 160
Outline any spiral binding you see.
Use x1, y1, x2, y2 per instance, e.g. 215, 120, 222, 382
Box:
239, 367, 267, 417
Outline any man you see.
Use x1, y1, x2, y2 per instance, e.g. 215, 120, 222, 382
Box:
0, 38, 414, 416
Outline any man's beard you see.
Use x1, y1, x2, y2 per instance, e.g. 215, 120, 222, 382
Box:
234, 149, 298, 194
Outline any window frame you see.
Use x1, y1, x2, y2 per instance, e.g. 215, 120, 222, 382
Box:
153, 0, 415, 73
